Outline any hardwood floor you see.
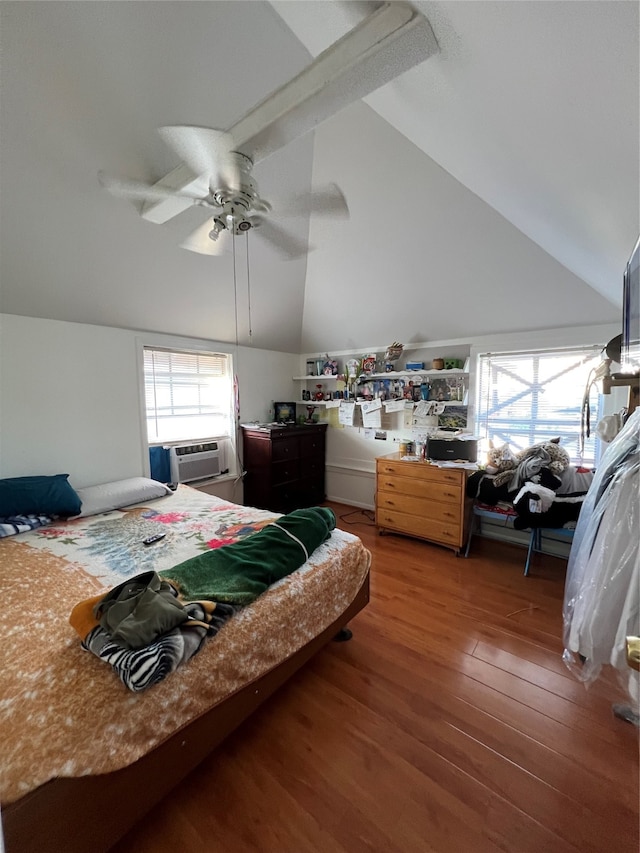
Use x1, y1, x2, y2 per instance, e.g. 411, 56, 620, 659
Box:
113, 502, 639, 853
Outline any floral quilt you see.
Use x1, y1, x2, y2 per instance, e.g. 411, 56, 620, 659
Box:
1, 486, 371, 804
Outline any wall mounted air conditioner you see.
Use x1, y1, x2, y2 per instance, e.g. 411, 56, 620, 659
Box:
169, 442, 220, 484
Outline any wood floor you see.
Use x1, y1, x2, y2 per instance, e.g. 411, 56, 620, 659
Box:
113, 501, 639, 853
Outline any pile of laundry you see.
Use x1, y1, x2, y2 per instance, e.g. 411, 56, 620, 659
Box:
467, 439, 594, 529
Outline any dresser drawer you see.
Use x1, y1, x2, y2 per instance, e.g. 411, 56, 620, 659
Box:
272, 438, 300, 462
376, 492, 462, 525
271, 459, 300, 486
300, 433, 325, 457
377, 474, 461, 504
377, 460, 464, 487
300, 456, 325, 478
376, 507, 462, 548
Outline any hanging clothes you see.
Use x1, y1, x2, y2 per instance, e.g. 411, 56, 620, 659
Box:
562, 408, 640, 703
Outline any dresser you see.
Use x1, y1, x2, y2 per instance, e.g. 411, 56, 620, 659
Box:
375, 453, 470, 554
241, 423, 327, 513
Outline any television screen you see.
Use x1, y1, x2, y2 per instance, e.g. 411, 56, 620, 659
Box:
274, 402, 297, 423
622, 235, 640, 371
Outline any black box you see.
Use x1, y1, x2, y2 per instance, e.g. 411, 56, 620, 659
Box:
273, 402, 297, 423
427, 438, 477, 462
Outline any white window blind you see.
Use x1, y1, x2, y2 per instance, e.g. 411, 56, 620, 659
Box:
476, 347, 603, 466
143, 347, 232, 444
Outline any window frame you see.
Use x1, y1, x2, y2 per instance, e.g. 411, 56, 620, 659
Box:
474, 344, 604, 467
136, 337, 236, 476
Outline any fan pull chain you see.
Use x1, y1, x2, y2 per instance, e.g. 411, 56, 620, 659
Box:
232, 224, 239, 350
245, 232, 253, 344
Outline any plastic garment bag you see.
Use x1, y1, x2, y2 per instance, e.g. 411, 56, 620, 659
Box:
562, 408, 639, 702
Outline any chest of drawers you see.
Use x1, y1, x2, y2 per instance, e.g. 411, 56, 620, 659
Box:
375, 453, 470, 554
241, 423, 327, 513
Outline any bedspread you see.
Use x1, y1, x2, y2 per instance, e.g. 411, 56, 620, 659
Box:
0, 486, 371, 804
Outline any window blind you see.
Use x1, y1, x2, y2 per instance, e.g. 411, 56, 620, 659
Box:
143, 347, 232, 444
476, 346, 603, 466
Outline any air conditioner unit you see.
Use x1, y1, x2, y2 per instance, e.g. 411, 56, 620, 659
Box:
169, 442, 220, 484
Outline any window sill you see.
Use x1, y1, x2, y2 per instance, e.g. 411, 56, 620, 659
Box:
186, 472, 237, 488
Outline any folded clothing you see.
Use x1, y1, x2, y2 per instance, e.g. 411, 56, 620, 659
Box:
0, 514, 52, 538
94, 571, 190, 650
70, 592, 236, 692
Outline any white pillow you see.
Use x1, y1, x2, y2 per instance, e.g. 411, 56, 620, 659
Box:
76, 477, 173, 518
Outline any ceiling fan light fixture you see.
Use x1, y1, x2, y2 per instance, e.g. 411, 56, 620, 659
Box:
209, 218, 226, 241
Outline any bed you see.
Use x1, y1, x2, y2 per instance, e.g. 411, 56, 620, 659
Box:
0, 483, 371, 853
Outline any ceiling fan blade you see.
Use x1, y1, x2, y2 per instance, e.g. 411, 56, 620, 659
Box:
229, 2, 438, 164
180, 220, 229, 256
252, 219, 311, 260
98, 171, 201, 203
158, 126, 240, 190
281, 184, 349, 219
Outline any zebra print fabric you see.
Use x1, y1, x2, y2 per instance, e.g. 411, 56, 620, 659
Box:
82, 600, 237, 692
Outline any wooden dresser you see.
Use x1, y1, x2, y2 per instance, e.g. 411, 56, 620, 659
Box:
375, 453, 470, 554
241, 423, 327, 513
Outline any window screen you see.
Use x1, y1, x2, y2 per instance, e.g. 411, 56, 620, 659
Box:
476, 347, 603, 466
143, 347, 232, 444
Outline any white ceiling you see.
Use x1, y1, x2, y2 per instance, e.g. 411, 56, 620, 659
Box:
275, 0, 640, 305
1, 1, 637, 354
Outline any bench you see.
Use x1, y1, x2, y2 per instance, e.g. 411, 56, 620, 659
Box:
464, 504, 575, 576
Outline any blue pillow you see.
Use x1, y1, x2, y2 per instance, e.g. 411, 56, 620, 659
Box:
0, 474, 82, 518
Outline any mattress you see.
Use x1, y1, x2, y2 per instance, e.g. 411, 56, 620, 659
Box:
0, 486, 371, 805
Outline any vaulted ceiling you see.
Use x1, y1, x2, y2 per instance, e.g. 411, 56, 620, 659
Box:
1, 1, 637, 353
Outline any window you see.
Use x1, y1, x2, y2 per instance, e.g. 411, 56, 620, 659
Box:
475, 346, 603, 466
143, 347, 233, 444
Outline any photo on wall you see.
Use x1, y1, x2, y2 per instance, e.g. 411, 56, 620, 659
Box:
438, 406, 468, 430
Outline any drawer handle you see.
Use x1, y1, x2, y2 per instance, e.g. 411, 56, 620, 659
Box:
443, 492, 456, 498
444, 512, 454, 518
444, 475, 456, 482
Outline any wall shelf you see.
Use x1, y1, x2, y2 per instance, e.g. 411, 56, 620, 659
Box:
295, 371, 468, 381
358, 370, 468, 379
293, 375, 340, 381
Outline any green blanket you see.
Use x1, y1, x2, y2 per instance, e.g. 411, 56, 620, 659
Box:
160, 506, 336, 605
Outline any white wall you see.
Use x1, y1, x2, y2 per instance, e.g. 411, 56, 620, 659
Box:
0, 313, 621, 510
312, 322, 619, 508
301, 102, 619, 354
0, 314, 299, 494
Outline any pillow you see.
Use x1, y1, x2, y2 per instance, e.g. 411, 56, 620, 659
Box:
0, 474, 82, 518
76, 477, 173, 518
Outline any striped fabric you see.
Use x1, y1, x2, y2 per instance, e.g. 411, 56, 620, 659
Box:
82, 600, 237, 692
0, 514, 52, 538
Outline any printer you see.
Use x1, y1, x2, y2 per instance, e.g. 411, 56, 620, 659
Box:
426, 437, 478, 463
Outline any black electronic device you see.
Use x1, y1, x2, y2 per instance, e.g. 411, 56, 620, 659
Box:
143, 534, 166, 546
273, 402, 297, 424
427, 438, 478, 463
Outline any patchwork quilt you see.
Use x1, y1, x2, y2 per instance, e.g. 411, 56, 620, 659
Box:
0, 486, 371, 804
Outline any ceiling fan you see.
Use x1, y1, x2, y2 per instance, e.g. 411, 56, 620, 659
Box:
99, 2, 438, 259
